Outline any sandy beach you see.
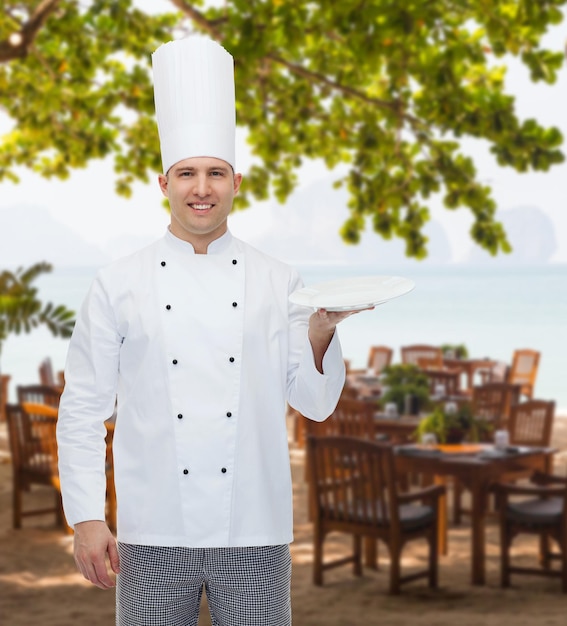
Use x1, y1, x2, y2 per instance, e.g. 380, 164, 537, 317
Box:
2, 414, 567, 626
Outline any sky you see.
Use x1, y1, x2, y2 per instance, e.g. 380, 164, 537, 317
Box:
0, 7, 566, 264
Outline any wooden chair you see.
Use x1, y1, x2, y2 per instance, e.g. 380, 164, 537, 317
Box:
508, 400, 555, 448
307, 435, 445, 594
508, 349, 540, 399
38, 357, 65, 392
496, 400, 556, 489
422, 367, 462, 398
305, 397, 377, 440
401, 345, 443, 368
494, 471, 567, 592
6, 402, 117, 533
304, 397, 377, 481
472, 381, 522, 432
5, 402, 66, 530
367, 345, 393, 374
17, 384, 62, 409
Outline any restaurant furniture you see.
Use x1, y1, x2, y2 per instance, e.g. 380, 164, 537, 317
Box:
509, 400, 555, 448
307, 435, 445, 594
394, 443, 556, 585
38, 357, 65, 393
367, 345, 393, 373
496, 400, 556, 488
346, 347, 391, 400
5, 402, 66, 530
304, 397, 377, 441
0, 373, 10, 422
348, 345, 393, 376
442, 357, 498, 395
471, 381, 522, 431
5, 402, 117, 533
17, 384, 62, 409
508, 349, 540, 399
401, 344, 443, 368
453, 384, 531, 524
303, 397, 377, 482
373, 414, 420, 444
421, 366, 463, 399
494, 470, 567, 592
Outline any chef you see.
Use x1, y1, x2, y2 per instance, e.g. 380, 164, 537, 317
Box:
57, 35, 362, 626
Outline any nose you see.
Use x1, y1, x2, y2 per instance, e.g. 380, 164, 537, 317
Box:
193, 173, 210, 197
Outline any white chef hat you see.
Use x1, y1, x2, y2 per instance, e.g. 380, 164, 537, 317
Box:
152, 35, 235, 174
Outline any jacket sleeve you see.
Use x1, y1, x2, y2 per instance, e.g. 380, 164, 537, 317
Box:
56, 274, 121, 527
286, 271, 346, 421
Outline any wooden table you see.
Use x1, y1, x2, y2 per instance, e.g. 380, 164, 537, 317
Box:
443, 358, 498, 394
374, 413, 420, 443
394, 444, 556, 585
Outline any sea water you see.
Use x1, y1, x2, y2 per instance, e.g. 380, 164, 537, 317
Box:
2, 263, 566, 411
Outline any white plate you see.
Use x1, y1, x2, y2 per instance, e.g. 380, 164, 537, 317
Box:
289, 275, 415, 311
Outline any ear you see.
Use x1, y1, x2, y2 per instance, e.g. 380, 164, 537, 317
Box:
233, 172, 243, 195
158, 174, 168, 197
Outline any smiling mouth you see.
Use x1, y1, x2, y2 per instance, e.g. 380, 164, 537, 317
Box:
190, 203, 213, 211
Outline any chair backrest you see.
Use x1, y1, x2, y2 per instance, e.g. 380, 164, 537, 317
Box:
307, 435, 399, 528
423, 368, 461, 397
508, 400, 555, 447
367, 346, 393, 374
305, 398, 376, 440
472, 382, 522, 428
17, 384, 62, 408
508, 349, 540, 398
401, 345, 443, 368
38, 358, 56, 386
5, 403, 59, 481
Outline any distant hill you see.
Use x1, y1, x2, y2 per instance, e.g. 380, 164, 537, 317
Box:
0, 204, 110, 268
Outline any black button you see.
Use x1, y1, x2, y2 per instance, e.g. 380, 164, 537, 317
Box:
229, 357, 235, 363
221, 467, 227, 473
166, 304, 171, 310
177, 413, 183, 419
226, 412, 232, 418
232, 302, 237, 307
161, 261, 166, 267
232, 259, 237, 265
183, 469, 189, 475
172, 359, 178, 365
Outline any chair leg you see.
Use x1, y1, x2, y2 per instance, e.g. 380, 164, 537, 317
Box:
12, 479, 22, 529
364, 537, 379, 570
453, 478, 463, 525
388, 542, 402, 595
500, 521, 511, 588
353, 535, 362, 577
428, 528, 438, 588
313, 530, 324, 586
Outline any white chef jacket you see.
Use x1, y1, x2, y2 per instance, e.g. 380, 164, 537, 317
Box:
57, 228, 345, 548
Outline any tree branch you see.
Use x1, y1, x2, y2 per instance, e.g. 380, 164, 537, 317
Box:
168, 0, 424, 129
0, 0, 61, 62
167, 0, 225, 39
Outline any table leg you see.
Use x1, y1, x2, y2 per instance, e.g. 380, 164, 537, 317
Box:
470, 479, 488, 585
435, 475, 448, 555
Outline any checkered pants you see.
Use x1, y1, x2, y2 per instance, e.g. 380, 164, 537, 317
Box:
116, 543, 291, 626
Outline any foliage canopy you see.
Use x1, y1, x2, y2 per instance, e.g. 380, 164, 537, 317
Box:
0, 262, 75, 360
0, 0, 565, 257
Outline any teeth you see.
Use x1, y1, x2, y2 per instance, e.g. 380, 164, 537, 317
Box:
191, 204, 212, 210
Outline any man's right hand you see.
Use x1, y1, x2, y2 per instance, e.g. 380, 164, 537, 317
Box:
73, 520, 120, 589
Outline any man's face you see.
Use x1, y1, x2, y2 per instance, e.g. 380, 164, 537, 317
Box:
159, 156, 242, 253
